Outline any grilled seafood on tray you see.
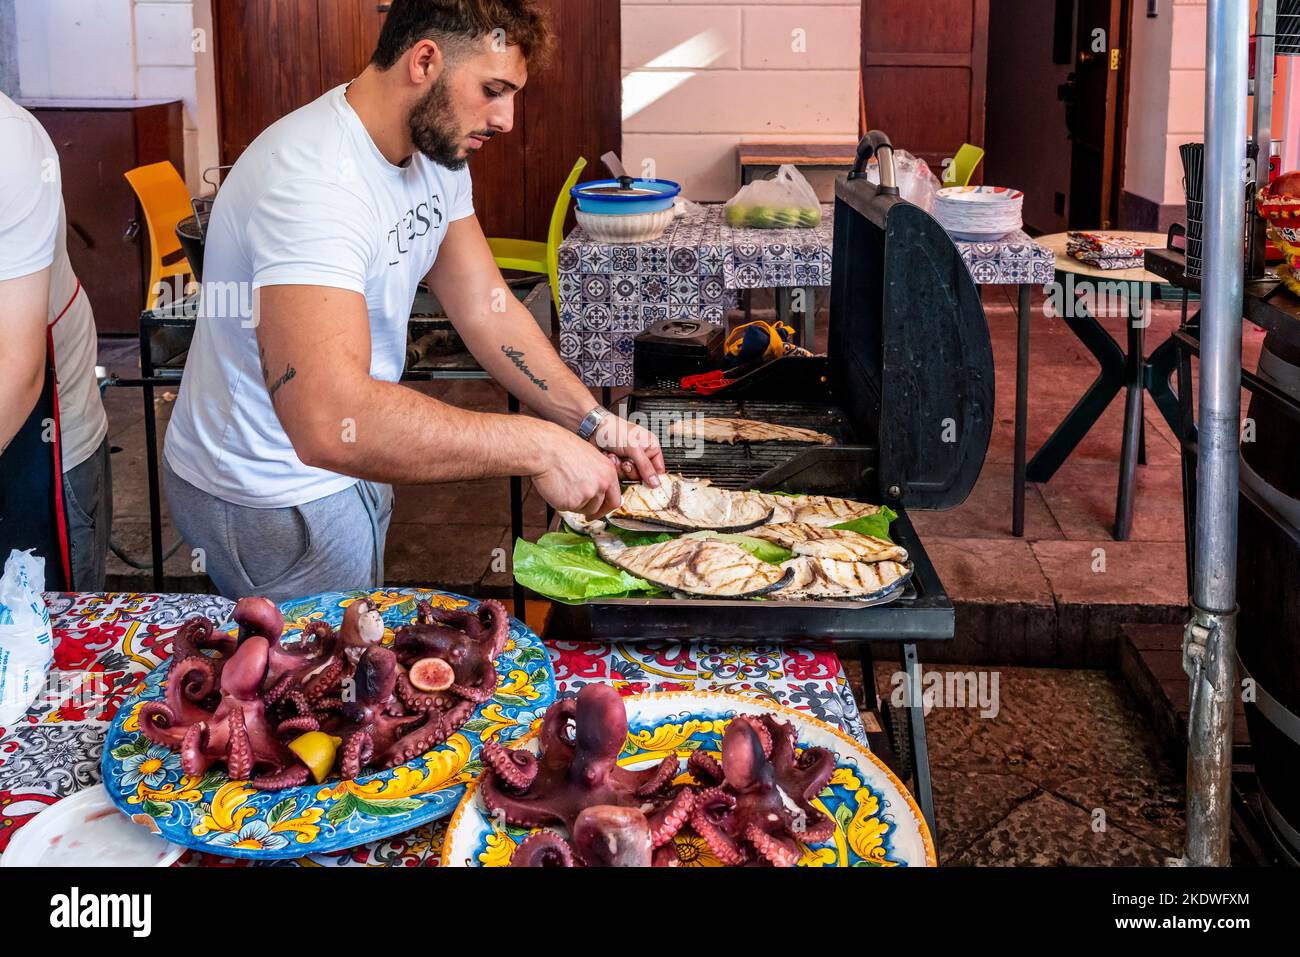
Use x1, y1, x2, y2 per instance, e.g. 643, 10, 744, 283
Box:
540, 474, 912, 603
666, 416, 834, 446
611, 474, 773, 532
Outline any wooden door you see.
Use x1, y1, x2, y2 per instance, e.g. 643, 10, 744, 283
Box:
859, 0, 990, 175
212, 0, 617, 242
1067, 0, 1130, 229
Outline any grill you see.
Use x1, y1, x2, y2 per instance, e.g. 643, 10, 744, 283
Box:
549, 131, 994, 645
636, 396, 859, 488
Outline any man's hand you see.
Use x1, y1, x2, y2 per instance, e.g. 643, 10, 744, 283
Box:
532, 423, 623, 518
591, 416, 666, 488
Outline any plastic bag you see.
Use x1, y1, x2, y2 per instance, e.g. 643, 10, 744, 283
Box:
0, 549, 54, 727
725, 164, 822, 229
863, 148, 941, 213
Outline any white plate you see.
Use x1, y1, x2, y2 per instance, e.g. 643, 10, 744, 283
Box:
1, 785, 183, 867
947, 229, 1018, 243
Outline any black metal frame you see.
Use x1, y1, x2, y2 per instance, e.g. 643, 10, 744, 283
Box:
1016, 268, 1168, 539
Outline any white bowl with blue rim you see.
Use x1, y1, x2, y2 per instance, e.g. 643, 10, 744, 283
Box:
572, 176, 681, 243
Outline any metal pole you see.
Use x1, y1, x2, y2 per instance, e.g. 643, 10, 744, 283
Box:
1182, 0, 1247, 868
1248, 0, 1275, 279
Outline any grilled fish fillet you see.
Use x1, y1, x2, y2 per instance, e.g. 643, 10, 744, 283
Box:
750, 493, 883, 527
747, 523, 909, 563
775, 556, 910, 600
613, 474, 773, 532
666, 417, 833, 446
558, 511, 607, 535
593, 531, 792, 598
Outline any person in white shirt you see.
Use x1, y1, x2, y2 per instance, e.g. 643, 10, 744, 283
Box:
163, 0, 663, 600
0, 91, 112, 591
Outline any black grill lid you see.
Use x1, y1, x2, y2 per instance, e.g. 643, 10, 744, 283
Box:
828, 133, 994, 509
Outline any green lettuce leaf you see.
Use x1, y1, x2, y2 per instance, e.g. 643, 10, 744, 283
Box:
831, 505, 899, 542
681, 531, 792, 564
512, 536, 659, 604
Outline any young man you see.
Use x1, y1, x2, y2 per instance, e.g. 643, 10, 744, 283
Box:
163, 0, 663, 600
0, 91, 112, 591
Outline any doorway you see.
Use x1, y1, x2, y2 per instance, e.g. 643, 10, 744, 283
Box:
984, 0, 1132, 233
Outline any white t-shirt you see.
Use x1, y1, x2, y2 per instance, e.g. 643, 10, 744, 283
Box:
0, 92, 107, 472
164, 84, 475, 508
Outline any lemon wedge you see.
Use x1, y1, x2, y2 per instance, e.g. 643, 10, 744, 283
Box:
288, 732, 343, 784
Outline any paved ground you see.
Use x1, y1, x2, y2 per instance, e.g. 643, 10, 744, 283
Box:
94, 284, 1251, 864
850, 659, 1186, 865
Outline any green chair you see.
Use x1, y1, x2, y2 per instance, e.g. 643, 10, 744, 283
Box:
487, 156, 587, 314
945, 143, 985, 187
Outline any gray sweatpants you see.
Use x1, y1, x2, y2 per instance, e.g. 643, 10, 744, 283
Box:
163, 460, 393, 602
63, 437, 112, 592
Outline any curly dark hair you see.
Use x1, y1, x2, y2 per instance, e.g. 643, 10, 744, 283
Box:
371, 0, 553, 70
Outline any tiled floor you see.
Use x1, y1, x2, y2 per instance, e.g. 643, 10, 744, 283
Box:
94, 282, 1258, 864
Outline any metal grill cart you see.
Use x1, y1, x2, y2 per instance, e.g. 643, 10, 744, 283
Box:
106, 283, 550, 614
546, 133, 996, 851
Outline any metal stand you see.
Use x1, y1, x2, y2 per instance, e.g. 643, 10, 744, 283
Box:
1012, 283, 1031, 537
1182, 0, 1248, 866
854, 640, 938, 849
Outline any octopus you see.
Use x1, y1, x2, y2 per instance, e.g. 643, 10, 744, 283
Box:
478, 684, 696, 866
136, 595, 509, 790
685, 713, 837, 866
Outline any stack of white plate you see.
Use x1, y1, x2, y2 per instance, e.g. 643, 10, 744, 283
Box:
933, 186, 1024, 242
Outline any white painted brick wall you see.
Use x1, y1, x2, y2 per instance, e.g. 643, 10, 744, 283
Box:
12, 0, 218, 192
622, 1, 861, 200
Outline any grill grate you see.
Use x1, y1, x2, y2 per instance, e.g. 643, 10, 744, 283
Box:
633, 396, 863, 489
1279, 2, 1300, 56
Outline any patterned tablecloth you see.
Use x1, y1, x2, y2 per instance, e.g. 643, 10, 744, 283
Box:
557, 204, 834, 388
0, 592, 867, 867
558, 204, 1055, 387
955, 229, 1055, 285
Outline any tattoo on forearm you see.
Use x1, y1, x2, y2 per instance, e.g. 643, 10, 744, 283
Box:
260, 345, 297, 401
501, 345, 548, 392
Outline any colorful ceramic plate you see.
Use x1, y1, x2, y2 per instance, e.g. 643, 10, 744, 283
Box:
99, 589, 556, 860
440, 690, 936, 867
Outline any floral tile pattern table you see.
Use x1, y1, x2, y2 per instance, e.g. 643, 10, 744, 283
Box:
0, 592, 867, 867
557, 204, 834, 388
954, 229, 1055, 285
558, 204, 1053, 388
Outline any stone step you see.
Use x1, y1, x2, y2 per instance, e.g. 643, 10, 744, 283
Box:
1116, 622, 1251, 764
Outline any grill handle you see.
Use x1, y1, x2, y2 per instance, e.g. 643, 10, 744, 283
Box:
850, 130, 900, 195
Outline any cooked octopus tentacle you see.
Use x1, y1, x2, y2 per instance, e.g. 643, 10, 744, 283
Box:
251, 763, 310, 790
647, 787, 696, 848
635, 754, 680, 798
687, 750, 724, 786
746, 823, 800, 867
481, 740, 540, 791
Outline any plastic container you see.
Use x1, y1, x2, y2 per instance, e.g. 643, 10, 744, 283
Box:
571, 177, 681, 215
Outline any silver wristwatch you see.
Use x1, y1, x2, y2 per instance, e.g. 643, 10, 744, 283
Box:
576, 406, 610, 441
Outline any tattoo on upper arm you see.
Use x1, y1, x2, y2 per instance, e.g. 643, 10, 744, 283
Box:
260, 344, 297, 402
501, 345, 548, 392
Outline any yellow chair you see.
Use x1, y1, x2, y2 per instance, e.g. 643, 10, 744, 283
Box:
124, 161, 194, 310
487, 156, 587, 314
945, 143, 985, 187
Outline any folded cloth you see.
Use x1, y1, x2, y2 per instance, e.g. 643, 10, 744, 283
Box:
1068, 250, 1145, 270
1067, 231, 1151, 259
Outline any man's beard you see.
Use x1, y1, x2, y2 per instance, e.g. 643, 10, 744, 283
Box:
409, 79, 470, 169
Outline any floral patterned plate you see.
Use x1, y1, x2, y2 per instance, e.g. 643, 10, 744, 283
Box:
99, 589, 556, 860
440, 690, 936, 867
